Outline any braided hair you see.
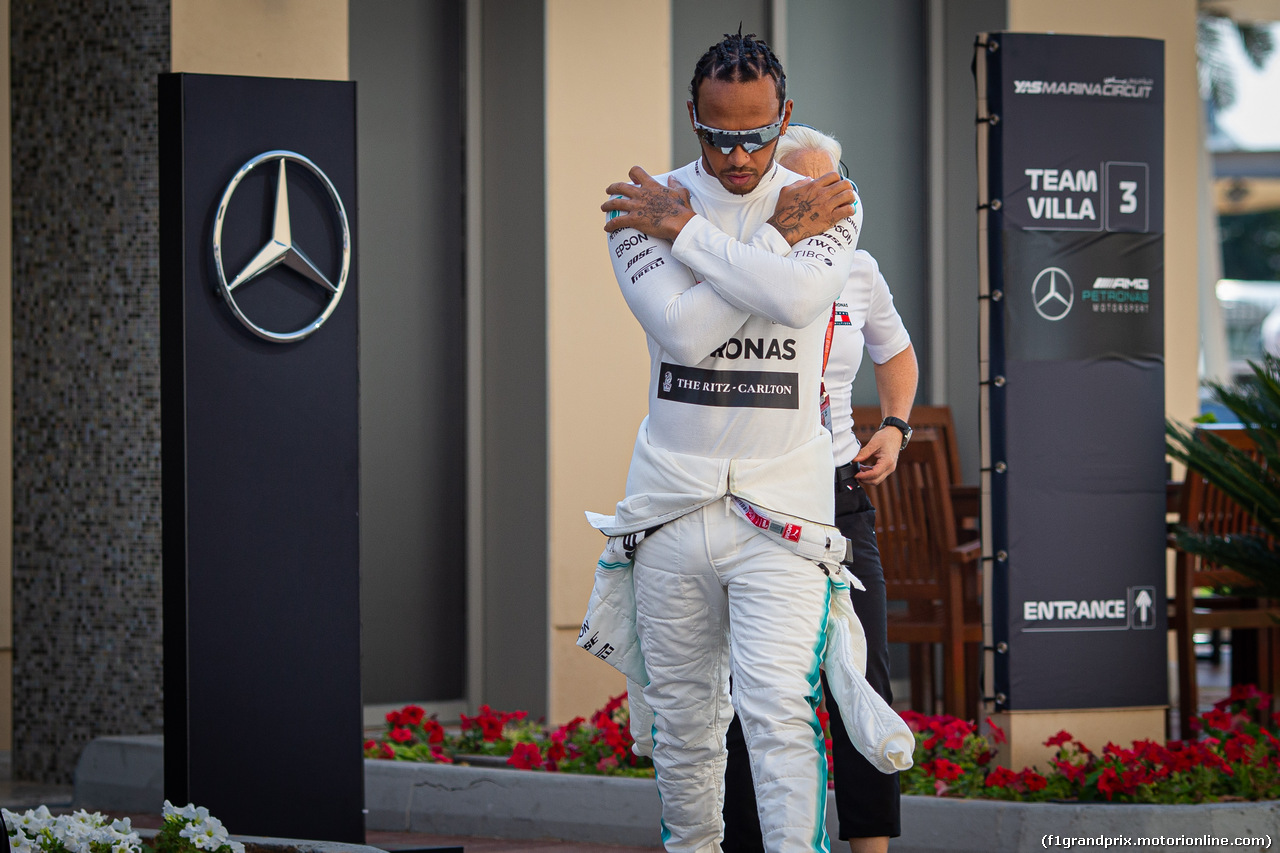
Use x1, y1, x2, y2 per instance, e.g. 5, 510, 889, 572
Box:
689, 28, 786, 114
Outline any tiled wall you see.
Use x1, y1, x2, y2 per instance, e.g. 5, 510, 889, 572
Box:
10, 0, 170, 782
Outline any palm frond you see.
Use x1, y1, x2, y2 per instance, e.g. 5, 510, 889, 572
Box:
1171, 530, 1280, 599
1166, 355, 1280, 597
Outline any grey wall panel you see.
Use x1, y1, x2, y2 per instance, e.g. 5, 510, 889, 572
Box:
671, 0, 772, 168
481, 0, 548, 716
786, 0, 928, 409
944, 0, 1007, 481
10, 0, 169, 784
350, 0, 467, 704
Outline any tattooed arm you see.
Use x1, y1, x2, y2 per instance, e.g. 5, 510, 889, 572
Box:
767, 173, 856, 245
601, 170, 696, 241
602, 166, 863, 329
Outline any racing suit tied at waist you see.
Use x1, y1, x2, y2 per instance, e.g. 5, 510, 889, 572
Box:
576, 532, 913, 775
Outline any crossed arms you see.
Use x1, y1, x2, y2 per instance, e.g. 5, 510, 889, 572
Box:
602, 166, 863, 365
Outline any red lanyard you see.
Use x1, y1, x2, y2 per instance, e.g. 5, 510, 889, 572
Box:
821, 303, 837, 378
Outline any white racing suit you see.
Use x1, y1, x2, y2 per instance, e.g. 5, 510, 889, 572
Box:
590, 158, 872, 853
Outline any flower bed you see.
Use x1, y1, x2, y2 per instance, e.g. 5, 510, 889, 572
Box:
901, 685, 1280, 803
367, 686, 1280, 804
364, 692, 653, 777
5, 802, 244, 853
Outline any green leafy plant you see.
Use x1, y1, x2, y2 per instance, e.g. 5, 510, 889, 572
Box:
1165, 354, 1280, 599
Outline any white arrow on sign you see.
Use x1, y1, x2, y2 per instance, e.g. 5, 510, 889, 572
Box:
1134, 589, 1153, 623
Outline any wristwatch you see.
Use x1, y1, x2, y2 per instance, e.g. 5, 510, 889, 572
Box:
879, 416, 913, 451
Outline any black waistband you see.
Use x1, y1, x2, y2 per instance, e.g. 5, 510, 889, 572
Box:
835, 461, 860, 485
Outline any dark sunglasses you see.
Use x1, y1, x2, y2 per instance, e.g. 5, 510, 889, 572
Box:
692, 107, 785, 154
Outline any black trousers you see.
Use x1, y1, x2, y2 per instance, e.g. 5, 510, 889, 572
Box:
721, 479, 901, 849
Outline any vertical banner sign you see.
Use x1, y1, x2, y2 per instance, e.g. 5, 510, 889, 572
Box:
159, 74, 363, 841
976, 34, 1167, 710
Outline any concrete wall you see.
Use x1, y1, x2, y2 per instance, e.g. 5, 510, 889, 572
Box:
171, 0, 347, 79
1007, 0, 1202, 427
786, 0, 929, 408
10, 0, 170, 783
479, 0, 550, 716
940, 0, 1008, 482
545, 0, 670, 723
349, 0, 467, 706
0, 0, 11, 754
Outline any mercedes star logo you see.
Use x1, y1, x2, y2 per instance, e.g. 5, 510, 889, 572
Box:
1031, 266, 1073, 321
212, 150, 351, 343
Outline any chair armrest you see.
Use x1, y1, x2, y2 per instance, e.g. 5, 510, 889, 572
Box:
949, 538, 982, 564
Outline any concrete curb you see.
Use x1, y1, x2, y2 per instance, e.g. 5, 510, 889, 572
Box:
363, 760, 663, 846
73, 735, 165, 813
73, 737, 1280, 851
896, 797, 1279, 853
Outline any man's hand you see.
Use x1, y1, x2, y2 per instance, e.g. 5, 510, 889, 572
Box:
602, 166, 696, 241
767, 172, 856, 246
853, 428, 902, 486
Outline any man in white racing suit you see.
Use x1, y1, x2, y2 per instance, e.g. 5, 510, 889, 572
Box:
597, 32, 862, 853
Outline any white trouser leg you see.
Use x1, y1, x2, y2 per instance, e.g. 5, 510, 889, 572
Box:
634, 503, 832, 853
634, 507, 733, 853
724, 534, 832, 853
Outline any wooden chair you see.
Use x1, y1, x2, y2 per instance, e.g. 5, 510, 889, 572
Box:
1170, 424, 1280, 730
861, 429, 983, 720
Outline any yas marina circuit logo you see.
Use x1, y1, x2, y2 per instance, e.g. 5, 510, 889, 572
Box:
1032, 267, 1073, 321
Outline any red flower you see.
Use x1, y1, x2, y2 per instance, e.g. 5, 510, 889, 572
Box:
899, 710, 929, 732
385, 709, 403, 727
942, 720, 975, 750
601, 693, 627, 715
1097, 767, 1122, 800
1224, 732, 1256, 763
401, 705, 426, 726
985, 717, 1007, 745
363, 739, 376, 751
430, 746, 453, 764
390, 726, 414, 743
596, 755, 620, 773
380, 742, 395, 760
1044, 730, 1073, 748
1051, 758, 1086, 784
1019, 769, 1047, 792
423, 719, 446, 745
985, 766, 1018, 788
479, 716, 506, 742
1200, 709, 1234, 732
928, 758, 965, 782
546, 733, 567, 763
506, 742, 542, 770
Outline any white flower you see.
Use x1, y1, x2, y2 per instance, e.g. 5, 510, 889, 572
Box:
10, 827, 35, 853
7, 807, 52, 834
180, 817, 232, 852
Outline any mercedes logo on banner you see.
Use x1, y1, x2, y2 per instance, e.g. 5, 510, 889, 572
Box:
1031, 266, 1073, 321
212, 150, 351, 343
